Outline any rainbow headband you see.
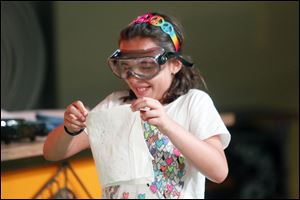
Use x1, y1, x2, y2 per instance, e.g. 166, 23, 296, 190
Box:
132, 13, 180, 52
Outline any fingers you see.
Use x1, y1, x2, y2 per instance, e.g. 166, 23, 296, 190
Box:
131, 97, 161, 112
131, 97, 165, 126
64, 118, 86, 129
66, 101, 87, 119
139, 109, 158, 121
64, 113, 86, 128
71, 100, 88, 118
64, 100, 88, 132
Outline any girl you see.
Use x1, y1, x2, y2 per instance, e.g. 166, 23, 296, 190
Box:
43, 12, 231, 199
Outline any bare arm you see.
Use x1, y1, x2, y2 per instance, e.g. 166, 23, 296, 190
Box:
43, 101, 90, 161
162, 121, 228, 183
43, 124, 90, 161
131, 97, 229, 183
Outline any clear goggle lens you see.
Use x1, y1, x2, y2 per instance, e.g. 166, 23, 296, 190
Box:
108, 57, 161, 80
107, 47, 193, 80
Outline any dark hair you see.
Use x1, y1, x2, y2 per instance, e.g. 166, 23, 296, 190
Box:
119, 12, 207, 104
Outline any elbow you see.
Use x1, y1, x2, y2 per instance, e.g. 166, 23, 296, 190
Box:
43, 143, 60, 162
43, 145, 54, 161
43, 151, 61, 162
211, 166, 229, 184
214, 173, 228, 184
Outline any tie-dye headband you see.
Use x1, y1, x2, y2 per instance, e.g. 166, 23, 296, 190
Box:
131, 13, 180, 52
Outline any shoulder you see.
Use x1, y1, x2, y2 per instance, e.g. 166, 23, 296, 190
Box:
178, 89, 213, 106
166, 89, 215, 117
186, 89, 211, 99
174, 89, 218, 117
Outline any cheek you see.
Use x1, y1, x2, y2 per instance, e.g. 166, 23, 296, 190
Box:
160, 66, 173, 83
151, 70, 173, 89
124, 80, 136, 92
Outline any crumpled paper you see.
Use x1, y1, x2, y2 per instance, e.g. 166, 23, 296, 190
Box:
86, 105, 154, 187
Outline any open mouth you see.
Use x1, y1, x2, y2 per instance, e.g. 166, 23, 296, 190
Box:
135, 86, 151, 97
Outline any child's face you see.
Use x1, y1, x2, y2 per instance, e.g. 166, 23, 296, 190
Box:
119, 37, 181, 102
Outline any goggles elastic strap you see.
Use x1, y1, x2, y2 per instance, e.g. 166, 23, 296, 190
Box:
164, 52, 194, 67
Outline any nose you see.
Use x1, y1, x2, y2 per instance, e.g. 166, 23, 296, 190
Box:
126, 72, 145, 83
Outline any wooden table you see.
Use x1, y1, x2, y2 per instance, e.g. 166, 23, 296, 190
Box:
1, 113, 235, 162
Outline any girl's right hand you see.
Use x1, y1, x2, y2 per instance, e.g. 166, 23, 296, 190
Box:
64, 100, 89, 133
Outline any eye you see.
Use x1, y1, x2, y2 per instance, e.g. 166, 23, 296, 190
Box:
138, 64, 158, 75
140, 58, 156, 66
140, 62, 155, 67
140, 66, 154, 71
119, 61, 132, 69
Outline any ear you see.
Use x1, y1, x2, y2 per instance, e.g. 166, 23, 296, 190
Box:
170, 58, 183, 74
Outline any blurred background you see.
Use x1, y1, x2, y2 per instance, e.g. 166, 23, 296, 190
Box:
1, 1, 299, 199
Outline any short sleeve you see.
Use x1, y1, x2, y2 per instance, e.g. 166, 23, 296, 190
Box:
188, 90, 231, 149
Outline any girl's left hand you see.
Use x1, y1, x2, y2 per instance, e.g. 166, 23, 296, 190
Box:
131, 97, 173, 133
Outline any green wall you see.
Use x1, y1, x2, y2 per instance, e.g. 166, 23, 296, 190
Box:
54, 1, 298, 114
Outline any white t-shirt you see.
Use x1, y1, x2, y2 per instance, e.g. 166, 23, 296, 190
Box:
88, 89, 231, 199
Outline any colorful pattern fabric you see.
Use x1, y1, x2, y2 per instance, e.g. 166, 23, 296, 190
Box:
143, 122, 186, 199
96, 89, 231, 199
103, 122, 187, 199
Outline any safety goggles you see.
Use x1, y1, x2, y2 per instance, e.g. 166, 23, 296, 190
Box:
107, 47, 193, 80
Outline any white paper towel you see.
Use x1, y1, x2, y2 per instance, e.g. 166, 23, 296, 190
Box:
86, 105, 154, 187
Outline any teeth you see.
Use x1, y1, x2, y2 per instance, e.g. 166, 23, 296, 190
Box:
137, 87, 147, 92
